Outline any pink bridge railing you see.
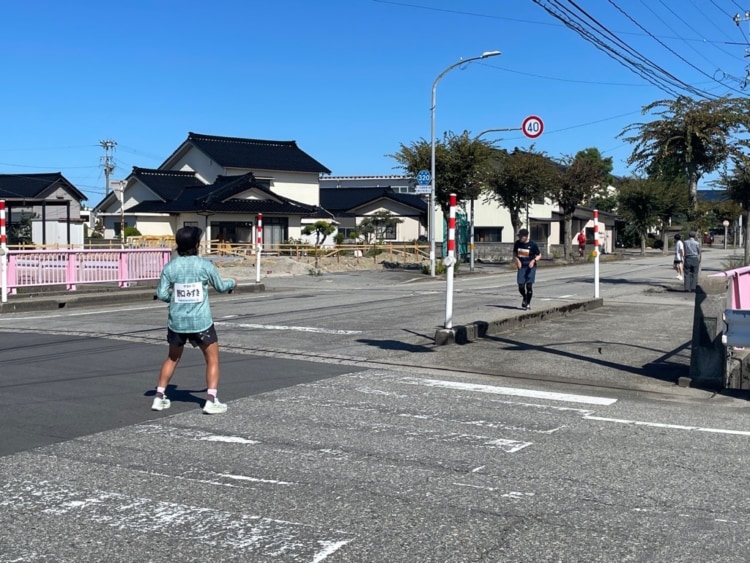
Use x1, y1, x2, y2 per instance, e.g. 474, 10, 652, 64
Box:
711, 264, 750, 309
6, 248, 172, 294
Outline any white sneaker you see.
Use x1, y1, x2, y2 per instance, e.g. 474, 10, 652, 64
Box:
677, 275, 683, 281
151, 395, 171, 411
203, 397, 227, 415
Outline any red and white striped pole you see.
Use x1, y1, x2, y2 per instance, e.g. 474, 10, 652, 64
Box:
593, 209, 600, 298
255, 213, 263, 284
444, 193, 457, 329
1, 200, 7, 303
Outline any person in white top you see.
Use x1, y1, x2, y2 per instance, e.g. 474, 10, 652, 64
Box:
673, 233, 684, 281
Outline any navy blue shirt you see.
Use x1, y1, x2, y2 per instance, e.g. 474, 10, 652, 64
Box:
513, 239, 541, 266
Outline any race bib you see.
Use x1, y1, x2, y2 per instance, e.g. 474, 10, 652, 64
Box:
174, 282, 203, 303
517, 248, 530, 258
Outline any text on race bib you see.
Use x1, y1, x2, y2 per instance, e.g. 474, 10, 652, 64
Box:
174, 282, 203, 303
517, 248, 530, 258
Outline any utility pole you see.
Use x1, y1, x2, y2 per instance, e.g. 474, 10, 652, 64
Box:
732, 11, 750, 88
99, 139, 117, 195
99, 139, 119, 242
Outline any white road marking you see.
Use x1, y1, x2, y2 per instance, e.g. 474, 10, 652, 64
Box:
216, 321, 361, 335
200, 435, 260, 444
585, 415, 750, 436
0, 304, 160, 320
484, 438, 533, 452
135, 424, 260, 445
0, 480, 351, 559
400, 377, 617, 406
218, 473, 296, 486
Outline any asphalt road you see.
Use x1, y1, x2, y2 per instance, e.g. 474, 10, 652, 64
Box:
2, 248, 750, 562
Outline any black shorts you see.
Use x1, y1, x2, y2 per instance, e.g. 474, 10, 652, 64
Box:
167, 324, 218, 348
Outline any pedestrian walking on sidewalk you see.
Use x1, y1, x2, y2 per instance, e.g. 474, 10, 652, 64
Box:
152, 226, 237, 414
683, 231, 701, 292
673, 233, 684, 282
513, 228, 542, 310
577, 230, 586, 257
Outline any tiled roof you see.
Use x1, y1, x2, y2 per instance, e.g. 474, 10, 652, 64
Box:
179, 132, 331, 174
0, 172, 86, 201
132, 167, 205, 201
127, 172, 316, 216
320, 187, 427, 214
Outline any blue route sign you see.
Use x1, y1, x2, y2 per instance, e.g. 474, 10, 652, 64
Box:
416, 170, 432, 185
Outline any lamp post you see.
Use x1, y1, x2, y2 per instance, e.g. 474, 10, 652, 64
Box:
429, 50, 501, 276
468, 126, 520, 272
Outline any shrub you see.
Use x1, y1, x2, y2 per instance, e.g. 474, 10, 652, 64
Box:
124, 226, 142, 237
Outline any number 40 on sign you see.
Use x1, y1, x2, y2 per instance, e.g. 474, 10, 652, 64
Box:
522, 115, 544, 139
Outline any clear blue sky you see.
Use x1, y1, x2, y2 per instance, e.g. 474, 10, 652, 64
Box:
2, 0, 748, 205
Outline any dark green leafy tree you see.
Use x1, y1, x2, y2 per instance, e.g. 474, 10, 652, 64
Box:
718, 154, 750, 263
357, 210, 403, 244
617, 177, 664, 256
389, 131, 494, 217
301, 220, 336, 267
619, 96, 750, 213
482, 147, 558, 239
551, 148, 613, 260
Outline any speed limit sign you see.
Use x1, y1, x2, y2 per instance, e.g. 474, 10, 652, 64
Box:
522, 115, 544, 139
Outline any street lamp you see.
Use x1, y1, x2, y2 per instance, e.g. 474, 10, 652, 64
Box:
467, 126, 521, 272
430, 50, 501, 276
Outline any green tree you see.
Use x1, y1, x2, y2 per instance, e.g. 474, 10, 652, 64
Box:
718, 154, 750, 263
482, 147, 558, 238
619, 96, 750, 213
552, 148, 613, 260
301, 220, 336, 267
389, 130, 494, 216
617, 177, 663, 256
357, 210, 403, 244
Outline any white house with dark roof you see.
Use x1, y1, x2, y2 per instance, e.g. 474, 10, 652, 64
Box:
93, 132, 331, 247
319, 185, 427, 242
0, 173, 87, 246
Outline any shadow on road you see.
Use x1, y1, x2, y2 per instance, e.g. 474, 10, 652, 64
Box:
356, 338, 434, 353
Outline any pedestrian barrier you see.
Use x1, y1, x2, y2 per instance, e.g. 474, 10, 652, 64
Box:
3, 248, 172, 295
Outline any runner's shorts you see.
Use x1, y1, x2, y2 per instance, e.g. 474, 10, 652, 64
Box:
167, 324, 218, 348
516, 265, 537, 285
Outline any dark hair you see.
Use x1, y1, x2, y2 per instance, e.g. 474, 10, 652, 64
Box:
674, 234, 681, 241
517, 229, 529, 238
175, 226, 203, 256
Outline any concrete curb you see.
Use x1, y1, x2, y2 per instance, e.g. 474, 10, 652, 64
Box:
0, 283, 265, 314
434, 298, 605, 345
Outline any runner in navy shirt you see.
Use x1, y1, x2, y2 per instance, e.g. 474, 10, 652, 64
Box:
513, 229, 542, 310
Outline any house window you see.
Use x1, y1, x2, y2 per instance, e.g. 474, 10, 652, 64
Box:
475, 227, 502, 242
374, 224, 397, 240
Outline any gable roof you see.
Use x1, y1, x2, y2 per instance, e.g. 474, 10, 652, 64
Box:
131, 167, 205, 201
320, 187, 427, 215
0, 173, 86, 201
160, 132, 331, 174
127, 172, 317, 216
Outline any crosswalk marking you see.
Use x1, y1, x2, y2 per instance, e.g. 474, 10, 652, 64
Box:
0, 479, 351, 560
399, 377, 617, 406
